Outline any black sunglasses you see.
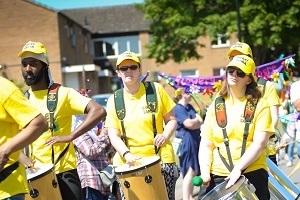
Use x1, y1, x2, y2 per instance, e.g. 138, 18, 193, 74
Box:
118, 65, 139, 71
227, 67, 249, 78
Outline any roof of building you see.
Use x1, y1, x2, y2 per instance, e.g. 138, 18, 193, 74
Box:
59, 5, 151, 34
25, 0, 57, 11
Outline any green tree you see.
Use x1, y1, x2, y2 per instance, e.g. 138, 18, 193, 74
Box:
138, 0, 300, 69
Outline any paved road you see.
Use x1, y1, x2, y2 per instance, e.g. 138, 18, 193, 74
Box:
175, 150, 300, 200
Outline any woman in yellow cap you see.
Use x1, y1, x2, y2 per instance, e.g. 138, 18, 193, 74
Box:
227, 42, 281, 166
198, 55, 274, 199
105, 51, 180, 200
173, 88, 203, 200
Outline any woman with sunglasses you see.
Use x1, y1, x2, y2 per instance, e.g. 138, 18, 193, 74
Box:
105, 51, 180, 200
198, 55, 274, 199
227, 42, 281, 166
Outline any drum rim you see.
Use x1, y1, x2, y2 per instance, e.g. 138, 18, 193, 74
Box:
202, 175, 246, 199
27, 166, 54, 182
115, 156, 161, 175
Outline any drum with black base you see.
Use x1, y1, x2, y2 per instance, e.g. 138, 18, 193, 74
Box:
115, 156, 168, 200
25, 163, 62, 200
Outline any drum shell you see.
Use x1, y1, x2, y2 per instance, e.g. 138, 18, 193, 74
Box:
201, 175, 258, 200
25, 164, 62, 200
115, 156, 168, 200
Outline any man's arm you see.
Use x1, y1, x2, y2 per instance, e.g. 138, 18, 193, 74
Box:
45, 100, 107, 145
0, 114, 48, 170
70, 100, 107, 140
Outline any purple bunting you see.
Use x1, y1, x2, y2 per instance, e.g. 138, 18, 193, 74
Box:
159, 54, 295, 93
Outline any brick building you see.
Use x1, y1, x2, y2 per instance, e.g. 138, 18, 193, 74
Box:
0, 0, 237, 96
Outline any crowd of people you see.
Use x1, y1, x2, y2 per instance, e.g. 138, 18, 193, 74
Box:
0, 39, 299, 200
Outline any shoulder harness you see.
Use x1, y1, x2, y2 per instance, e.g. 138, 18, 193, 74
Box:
24, 83, 61, 132
215, 96, 258, 172
114, 82, 160, 153
25, 83, 69, 165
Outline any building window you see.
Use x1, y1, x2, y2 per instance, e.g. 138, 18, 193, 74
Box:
213, 67, 226, 76
65, 25, 70, 38
211, 33, 230, 48
93, 35, 140, 58
180, 69, 198, 77
71, 34, 76, 47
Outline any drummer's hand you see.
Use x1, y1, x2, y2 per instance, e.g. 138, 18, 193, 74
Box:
124, 153, 142, 166
19, 152, 36, 168
0, 148, 9, 171
45, 135, 72, 146
224, 167, 241, 189
153, 134, 167, 147
276, 142, 287, 152
201, 174, 211, 188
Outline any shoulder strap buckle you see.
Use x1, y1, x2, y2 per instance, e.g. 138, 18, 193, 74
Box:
47, 83, 60, 131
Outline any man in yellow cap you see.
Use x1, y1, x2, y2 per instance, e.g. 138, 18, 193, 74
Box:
0, 76, 48, 200
18, 41, 107, 200
227, 42, 281, 165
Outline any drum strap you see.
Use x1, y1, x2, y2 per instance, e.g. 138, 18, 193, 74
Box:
24, 83, 61, 163
47, 83, 63, 165
24, 83, 61, 132
52, 143, 70, 166
114, 82, 159, 154
215, 96, 257, 172
0, 161, 19, 183
47, 83, 61, 132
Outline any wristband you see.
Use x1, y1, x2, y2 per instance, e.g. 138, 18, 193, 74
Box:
122, 150, 131, 158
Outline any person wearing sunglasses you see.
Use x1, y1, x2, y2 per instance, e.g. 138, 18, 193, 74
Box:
105, 51, 180, 200
227, 42, 281, 166
198, 55, 274, 200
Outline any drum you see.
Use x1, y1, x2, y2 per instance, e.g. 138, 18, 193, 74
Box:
115, 156, 168, 200
201, 175, 258, 200
25, 163, 62, 200
267, 158, 300, 200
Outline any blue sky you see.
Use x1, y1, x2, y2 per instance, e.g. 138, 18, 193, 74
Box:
32, 0, 144, 10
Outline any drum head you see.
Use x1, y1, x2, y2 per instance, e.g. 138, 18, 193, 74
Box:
115, 156, 161, 174
202, 176, 246, 200
26, 163, 54, 181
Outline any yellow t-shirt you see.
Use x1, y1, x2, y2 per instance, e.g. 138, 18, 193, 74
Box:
105, 82, 176, 166
201, 96, 274, 176
262, 81, 281, 156
262, 81, 281, 107
0, 77, 41, 199
26, 86, 90, 173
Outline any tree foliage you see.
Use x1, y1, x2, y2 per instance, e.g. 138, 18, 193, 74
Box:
138, 0, 300, 68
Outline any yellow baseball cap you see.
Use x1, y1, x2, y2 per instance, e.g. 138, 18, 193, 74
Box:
18, 41, 49, 65
227, 42, 253, 58
226, 55, 255, 75
116, 51, 140, 66
174, 88, 184, 98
